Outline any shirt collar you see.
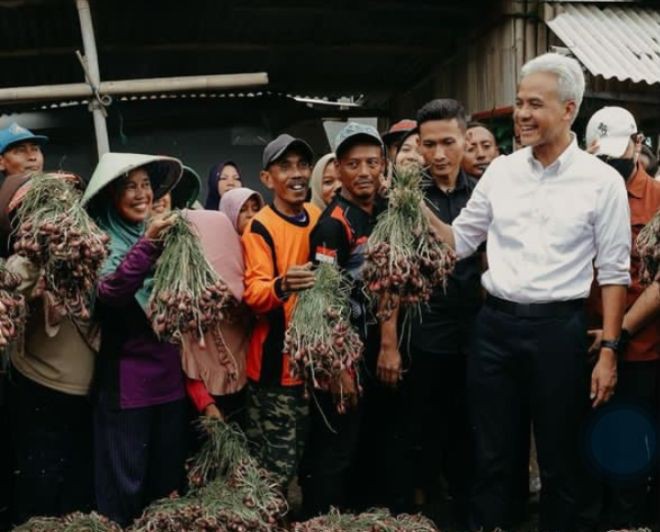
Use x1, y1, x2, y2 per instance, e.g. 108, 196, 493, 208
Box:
526, 133, 578, 174
626, 162, 648, 199
423, 169, 470, 195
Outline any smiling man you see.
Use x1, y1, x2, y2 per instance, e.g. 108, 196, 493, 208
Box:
241, 133, 319, 492
424, 54, 631, 531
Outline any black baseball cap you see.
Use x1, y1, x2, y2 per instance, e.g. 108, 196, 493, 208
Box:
262, 134, 314, 170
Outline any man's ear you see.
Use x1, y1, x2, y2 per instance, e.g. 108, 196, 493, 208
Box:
564, 100, 577, 123
634, 134, 643, 157
259, 170, 272, 190
0, 155, 5, 173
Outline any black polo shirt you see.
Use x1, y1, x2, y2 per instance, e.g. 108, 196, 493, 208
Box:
309, 193, 384, 340
408, 171, 483, 356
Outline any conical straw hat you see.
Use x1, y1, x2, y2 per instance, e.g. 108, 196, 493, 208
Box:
81, 152, 182, 207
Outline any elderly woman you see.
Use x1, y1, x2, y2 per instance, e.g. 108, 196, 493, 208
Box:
309, 153, 340, 211
82, 153, 186, 527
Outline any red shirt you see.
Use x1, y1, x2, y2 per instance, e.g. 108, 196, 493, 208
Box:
588, 164, 660, 362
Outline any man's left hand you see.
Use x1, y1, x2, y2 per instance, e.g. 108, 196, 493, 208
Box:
590, 349, 617, 408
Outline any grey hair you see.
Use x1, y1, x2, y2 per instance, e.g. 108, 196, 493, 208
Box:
520, 53, 585, 123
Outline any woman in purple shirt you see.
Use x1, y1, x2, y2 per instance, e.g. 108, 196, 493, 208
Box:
82, 153, 186, 527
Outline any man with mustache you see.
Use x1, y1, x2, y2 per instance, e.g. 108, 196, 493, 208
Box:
242, 134, 319, 494
301, 122, 391, 516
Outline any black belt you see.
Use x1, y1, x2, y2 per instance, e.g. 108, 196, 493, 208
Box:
485, 294, 585, 318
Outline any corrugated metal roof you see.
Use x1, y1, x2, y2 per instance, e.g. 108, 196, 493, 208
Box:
547, 3, 660, 85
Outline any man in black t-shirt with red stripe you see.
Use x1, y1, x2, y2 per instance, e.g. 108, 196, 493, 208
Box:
300, 122, 396, 517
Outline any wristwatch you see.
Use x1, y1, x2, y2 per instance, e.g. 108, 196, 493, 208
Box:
600, 338, 622, 355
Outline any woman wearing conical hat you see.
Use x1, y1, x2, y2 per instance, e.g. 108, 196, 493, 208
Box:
82, 152, 187, 527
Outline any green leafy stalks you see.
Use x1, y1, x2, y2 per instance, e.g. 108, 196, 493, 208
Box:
363, 164, 455, 320
284, 262, 363, 409
636, 209, 660, 285
13, 173, 109, 321
293, 506, 439, 531
148, 210, 236, 344
13, 511, 121, 532
132, 417, 288, 532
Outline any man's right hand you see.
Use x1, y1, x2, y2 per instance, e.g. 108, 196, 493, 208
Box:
377, 345, 402, 387
203, 403, 223, 420
282, 262, 315, 292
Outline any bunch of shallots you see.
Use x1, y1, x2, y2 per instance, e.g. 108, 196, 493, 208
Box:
13, 511, 121, 531
0, 259, 25, 348
363, 164, 455, 320
148, 211, 236, 344
12, 173, 109, 321
293, 507, 439, 531
636, 209, 660, 285
132, 417, 288, 532
284, 263, 363, 405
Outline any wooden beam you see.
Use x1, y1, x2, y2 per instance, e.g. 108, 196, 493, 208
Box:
0, 73, 269, 103
0, 40, 452, 59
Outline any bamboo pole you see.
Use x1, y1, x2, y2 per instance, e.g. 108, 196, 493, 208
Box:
76, 0, 110, 157
0, 73, 270, 103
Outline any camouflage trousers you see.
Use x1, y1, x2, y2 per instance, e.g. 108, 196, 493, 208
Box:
245, 382, 310, 489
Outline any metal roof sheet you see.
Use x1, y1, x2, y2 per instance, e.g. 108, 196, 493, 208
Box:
547, 3, 660, 85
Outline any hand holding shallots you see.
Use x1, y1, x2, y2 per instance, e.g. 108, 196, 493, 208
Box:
284, 262, 364, 412
12, 173, 109, 321
148, 211, 237, 345
363, 164, 456, 321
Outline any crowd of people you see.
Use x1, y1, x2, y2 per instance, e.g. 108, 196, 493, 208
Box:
0, 51, 657, 532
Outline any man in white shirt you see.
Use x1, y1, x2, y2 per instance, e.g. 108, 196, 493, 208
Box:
427, 53, 630, 531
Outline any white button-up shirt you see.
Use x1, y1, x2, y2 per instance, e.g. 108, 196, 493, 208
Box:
452, 137, 631, 304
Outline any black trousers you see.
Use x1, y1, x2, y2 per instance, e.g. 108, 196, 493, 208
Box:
468, 303, 590, 532
0, 373, 12, 532
8, 369, 94, 526
299, 389, 362, 518
94, 398, 188, 527
580, 359, 658, 530
389, 350, 472, 524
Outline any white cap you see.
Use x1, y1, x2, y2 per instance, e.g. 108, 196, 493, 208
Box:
586, 106, 637, 158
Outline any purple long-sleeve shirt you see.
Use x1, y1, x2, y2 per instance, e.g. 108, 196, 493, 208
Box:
95, 237, 184, 409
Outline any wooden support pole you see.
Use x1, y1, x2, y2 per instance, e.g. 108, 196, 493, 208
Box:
76, 0, 110, 157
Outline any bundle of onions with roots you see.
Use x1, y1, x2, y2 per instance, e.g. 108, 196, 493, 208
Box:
132, 417, 288, 532
13, 511, 121, 532
293, 507, 439, 531
12, 173, 109, 321
284, 262, 364, 412
148, 211, 237, 345
363, 164, 456, 321
636, 209, 660, 285
0, 259, 26, 348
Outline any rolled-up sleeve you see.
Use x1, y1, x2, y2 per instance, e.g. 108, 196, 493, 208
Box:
594, 177, 631, 286
452, 168, 494, 260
